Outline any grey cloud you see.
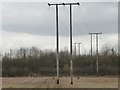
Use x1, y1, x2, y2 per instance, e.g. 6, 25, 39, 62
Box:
2, 2, 118, 36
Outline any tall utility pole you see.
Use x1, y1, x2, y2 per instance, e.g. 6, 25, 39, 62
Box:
63, 3, 79, 84
89, 32, 102, 76
78, 43, 81, 56
48, 2, 79, 85
48, 3, 61, 84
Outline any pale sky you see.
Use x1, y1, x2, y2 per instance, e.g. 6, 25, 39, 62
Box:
0, 0, 119, 54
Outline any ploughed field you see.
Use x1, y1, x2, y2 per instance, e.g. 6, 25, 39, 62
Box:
2, 76, 118, 88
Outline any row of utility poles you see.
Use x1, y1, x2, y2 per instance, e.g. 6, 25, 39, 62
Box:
48, 2, 102, 84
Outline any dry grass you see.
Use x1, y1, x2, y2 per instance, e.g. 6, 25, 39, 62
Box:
2, 76, 118, 88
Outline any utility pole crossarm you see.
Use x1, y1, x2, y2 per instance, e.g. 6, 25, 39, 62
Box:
48, 2, 79, 6
48, 3, 64, 6
89, 32, 102, 34
62, 2, 79, 5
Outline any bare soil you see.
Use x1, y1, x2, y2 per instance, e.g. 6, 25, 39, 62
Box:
2, 76, 118, 88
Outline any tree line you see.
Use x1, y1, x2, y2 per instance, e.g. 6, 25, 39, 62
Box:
2, 45, 118, 77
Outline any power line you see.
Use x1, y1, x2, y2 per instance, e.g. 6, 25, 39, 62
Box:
40, 0, 49, 4
79, 8, 91, 34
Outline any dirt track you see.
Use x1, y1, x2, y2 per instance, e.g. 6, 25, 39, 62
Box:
2, 76, 118, 88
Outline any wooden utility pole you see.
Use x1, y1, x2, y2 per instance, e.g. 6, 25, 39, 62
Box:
48, 3, 60, 84
48, 2, 79, 84
89, 32, 102, 76
63, 3, 79, 84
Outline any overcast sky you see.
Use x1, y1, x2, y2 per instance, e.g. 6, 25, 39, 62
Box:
0, 0, 118, 54
2, 2, 118, 36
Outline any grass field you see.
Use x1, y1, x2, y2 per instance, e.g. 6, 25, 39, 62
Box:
2, 76, 118, 88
